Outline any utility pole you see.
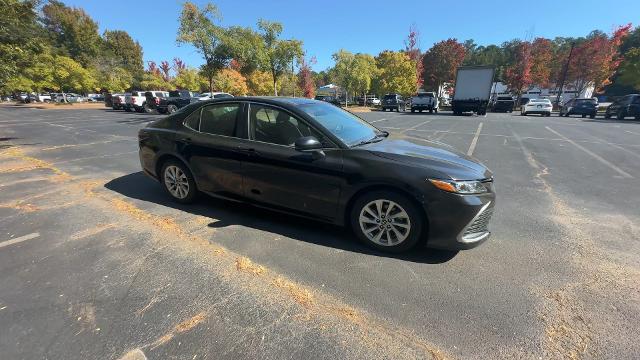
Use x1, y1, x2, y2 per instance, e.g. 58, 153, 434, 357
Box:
555, 42, 575, 109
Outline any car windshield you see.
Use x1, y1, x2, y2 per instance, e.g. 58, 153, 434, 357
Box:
298, 102, 381, 147
531, 99, 550, 103
575, 99, 595, 105
416, 93, 433, 98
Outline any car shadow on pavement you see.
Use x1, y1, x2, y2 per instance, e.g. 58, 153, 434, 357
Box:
104, 172, 458, 264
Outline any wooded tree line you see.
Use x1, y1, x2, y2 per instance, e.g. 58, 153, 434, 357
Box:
2, 0, 639, 100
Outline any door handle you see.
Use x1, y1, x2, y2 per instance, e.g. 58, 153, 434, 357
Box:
236, 146, 259, 156
178, 137, 192, 144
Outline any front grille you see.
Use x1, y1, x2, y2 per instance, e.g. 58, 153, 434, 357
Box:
463, 206, 493, 237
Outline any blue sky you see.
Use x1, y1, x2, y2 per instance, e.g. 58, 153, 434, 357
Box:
62, 0, 638, 71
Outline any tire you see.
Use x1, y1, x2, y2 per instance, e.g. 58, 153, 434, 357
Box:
521, 112, 526, 116
167, 104, 178, 114
396, 106, 400, 112
617, 111, 625, 120
429, 109, 433, 114
350, 190, 423, 253
124, 106, 132, 112
590, 113, 596, 119
411, 108, 415, 113
581, 114, 586, 118
143, 103, 153, 114
435, 108, 438, 113
419, 109, 423, 113
604, 113, 611, 119
160, 160, 198, 203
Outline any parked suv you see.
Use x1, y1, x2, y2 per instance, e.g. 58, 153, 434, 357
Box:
604, 94, 640, 120
560, 98, 597, 118
381, 94, 406, 112
125, 91, 163, 112
491, 96, 515, 112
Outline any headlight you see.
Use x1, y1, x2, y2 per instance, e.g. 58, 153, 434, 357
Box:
429, 179, 489, 194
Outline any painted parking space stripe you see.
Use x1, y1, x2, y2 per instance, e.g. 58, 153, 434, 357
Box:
467, 122, 484, 156
0, 233, 41, 249
546, 126, 634, 178
402, 120, 431, 133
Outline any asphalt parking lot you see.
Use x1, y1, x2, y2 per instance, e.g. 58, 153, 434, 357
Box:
1, 105, 639, 359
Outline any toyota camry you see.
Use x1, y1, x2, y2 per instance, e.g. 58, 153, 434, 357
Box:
138, 97, 495, 253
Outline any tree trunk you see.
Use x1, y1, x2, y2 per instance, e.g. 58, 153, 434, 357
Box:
273, 76, 278, 96
209, 76, 214, 94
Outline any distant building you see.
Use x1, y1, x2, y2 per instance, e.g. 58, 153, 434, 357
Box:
490, 82, 595, 104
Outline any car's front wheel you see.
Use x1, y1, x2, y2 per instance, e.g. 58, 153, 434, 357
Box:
161, 160, 198, 203
350, 191, 423, 253
167, 104, 178, 114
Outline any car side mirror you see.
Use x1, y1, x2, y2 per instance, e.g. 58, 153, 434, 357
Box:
294, 136, 325, 158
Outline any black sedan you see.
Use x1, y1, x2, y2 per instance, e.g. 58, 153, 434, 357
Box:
138, 97, 495, 253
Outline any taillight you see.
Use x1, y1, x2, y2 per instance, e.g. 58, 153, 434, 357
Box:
155, 98, 160, 105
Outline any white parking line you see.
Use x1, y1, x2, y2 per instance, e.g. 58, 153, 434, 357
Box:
370, 118, 388, 123
625, 130, 640, 136
402, 120, 431, 133
0, 232, 40, 249
546, 126, 634, 178
467, 122, 483, 156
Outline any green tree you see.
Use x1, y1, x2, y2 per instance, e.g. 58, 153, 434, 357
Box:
0, 0, 44, 92
247, 70, 276, 95
139, 72, 170, 91
332, 50, 377, 105
42, 1, 102, 67
617, 48, 640, 90
177, 2, 230, 93
173, 68, 206, 90
257, 19, 303, 95
225, 26, 266, 75
97, 66, 134, 92
102, 30, 144, 80
374, 51, 416, 97
51, 56, 97, 100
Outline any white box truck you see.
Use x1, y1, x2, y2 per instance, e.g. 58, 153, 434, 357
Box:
451, 66, 495, 115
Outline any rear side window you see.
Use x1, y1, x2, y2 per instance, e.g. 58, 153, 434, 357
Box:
184, 109, 201, 130
169, 91, 180, 97
199, 103, 240, 137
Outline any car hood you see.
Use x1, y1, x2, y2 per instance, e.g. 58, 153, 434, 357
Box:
361, 136, 492, 180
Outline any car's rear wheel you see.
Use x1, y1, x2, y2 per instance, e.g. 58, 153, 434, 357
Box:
161, 160, 197, 203
167, 104, 178, 114
124, 107, 132, 112
350, 191, 423, 253
604, 112, 611, 119
617, 110, 625, 120
590, 113, 596, 119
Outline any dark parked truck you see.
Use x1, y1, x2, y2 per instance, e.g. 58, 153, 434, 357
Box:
157, 90, 200, 114
451, 66, 495, 116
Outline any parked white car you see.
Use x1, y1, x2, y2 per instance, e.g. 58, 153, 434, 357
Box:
33, 93, 51, 102
196, 92, 234, 101
125, 91, 158, 112
521, 98, 552, 117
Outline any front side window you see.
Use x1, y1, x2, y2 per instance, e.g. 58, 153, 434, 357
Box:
298, 102, 382, 147
184, 108, 201, 130
199, 103, 240, 137
249, 104, 324, 146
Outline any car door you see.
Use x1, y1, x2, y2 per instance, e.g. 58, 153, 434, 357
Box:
176, 102, 245, 198
240, 102, 344, 220
630, 96, 640, 117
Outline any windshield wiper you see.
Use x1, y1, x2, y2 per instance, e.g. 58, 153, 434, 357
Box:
352, 133, 386, 147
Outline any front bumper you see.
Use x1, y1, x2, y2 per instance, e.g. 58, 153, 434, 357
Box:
411, 104, 434, 109
567, 108, 595, 115
423, 190, 495, 250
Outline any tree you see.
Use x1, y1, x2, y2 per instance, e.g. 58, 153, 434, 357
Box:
374, 51, 416, 97
159, 61, 172, 81
97, 66, 133, 92
617, 48, 640, 90
422, 39, 466, 96
177, 2, 231, 93
567, 24, 632, 94
247, 70, 275, 95
0, 0, 45, 92
42, 1, 102, 67
257, 19, 303, 95
173, 67, 205, 91
503, 41, 532, 103
297, 56, 317, 98
139, 72, 170, 90
102, 30, 144, 79
404, 24, 423, 90
212, 68, 248, 95
51, 56, 97, 99
225, 26, 266, 75
529, 38, 553, 88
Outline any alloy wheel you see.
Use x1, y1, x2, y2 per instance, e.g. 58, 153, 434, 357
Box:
164, 165, 190, 199
359, 199, 411, 246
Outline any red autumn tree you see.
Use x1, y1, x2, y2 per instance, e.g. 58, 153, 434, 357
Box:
504, 41, 532, 103
530, 38, 553, 88
172, 57, 186, 73
146, 61, 161, 76
297, 56, 316, 98
159, 61, 171, 81
567, 24, 632, 94
422, 38, 466, 96
404, 24, 423, 90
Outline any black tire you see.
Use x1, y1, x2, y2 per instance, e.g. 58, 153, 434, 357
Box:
581, 114, 586, 118
429, 109, 433, 114
350, 190, 423, 253
411, 108, 415, 113
590, 113, 596, 119
435, 108, 438, 113
617, 111, 625, 120
396, 106, 400, 112
167, 104, 178, 114
419, 109, 423, 113
160, 159, 198, 204
124, 106, 132, 112
604, 113, 611, 119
